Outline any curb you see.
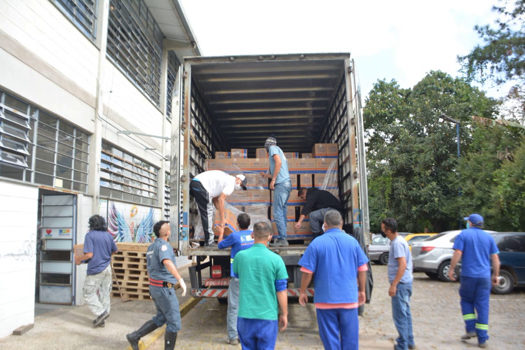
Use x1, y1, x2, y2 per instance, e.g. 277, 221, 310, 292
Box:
126, 297, 202, 350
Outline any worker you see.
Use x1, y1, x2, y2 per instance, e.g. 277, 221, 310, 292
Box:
190, 170, 247, 246
296, 187, 343, 238
218, 213, 255, 345
75, 214, 117, 328
298, 210, 368, 350
259, 136, 291, 247
448, 214, 500, 348
126, 220, 187, 350
233, 221, 289, 349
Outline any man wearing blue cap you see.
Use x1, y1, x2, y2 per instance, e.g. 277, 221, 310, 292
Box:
449, 214, 500, 348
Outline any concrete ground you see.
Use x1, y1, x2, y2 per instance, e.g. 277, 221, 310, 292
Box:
1, 265, 524, 349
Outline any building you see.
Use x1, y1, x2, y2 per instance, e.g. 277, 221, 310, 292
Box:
0, 0, 199, 337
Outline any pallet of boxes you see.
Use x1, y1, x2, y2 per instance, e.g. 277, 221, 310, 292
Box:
206, 144, 338, 242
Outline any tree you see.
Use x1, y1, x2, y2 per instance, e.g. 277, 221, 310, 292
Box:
365, 72, 497, 233
459, 0, 525, 122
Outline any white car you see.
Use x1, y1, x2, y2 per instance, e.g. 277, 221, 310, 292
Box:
412, 229, 496, 282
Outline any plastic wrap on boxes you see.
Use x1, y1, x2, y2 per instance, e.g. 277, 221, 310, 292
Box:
301, 153, 313, 158
256, 148, 267, 158
290, 174, 297, 189
231, 149, 247, 158
270, 205, 296, 220
299, 173, 313, 187
245, 173, 268, 189
215, 152, 230, 159
283, 152, 299, 159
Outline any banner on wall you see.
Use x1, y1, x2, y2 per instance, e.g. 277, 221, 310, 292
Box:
101, 201, 161, 243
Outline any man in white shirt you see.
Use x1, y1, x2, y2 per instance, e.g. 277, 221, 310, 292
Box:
190, 170, 247, 246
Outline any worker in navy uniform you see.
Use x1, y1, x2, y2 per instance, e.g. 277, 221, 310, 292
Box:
126, 220, 187, 350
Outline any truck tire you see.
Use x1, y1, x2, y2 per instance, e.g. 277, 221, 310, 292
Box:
437, 260, 453, 282
492, 269, 514, 294
379, 253, 389, 265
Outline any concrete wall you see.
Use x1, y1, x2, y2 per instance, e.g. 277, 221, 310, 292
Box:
0, 182, 39, 338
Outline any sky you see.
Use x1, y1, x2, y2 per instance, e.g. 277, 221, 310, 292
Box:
178, 0, 503, 99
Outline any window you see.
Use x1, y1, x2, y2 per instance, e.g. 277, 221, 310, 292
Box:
498, 234, 525, 253
166, 51, 180, 120
51, 0, 98, 41
107, 0, 163, 107
100, 141, 159, 206
0, 89, 90, 192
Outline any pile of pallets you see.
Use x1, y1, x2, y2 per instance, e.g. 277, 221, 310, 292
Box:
111, 243, 150, 300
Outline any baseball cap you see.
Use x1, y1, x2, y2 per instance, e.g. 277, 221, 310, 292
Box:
464, 213, 484, 226
235, 174, 247, 190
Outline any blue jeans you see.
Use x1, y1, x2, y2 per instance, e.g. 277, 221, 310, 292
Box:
391, 282, 414, 350
273, 181, 291, 240
309, 207, 332, 234
237, 317, 278, 350
459, 276, 491, 344
227, 277, 240, 340
149, 285, 182, 333
316, 308, 359, 350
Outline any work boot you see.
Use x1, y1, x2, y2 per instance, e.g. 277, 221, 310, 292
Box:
126, 320, 159, 350
164, 331, 177, 350
461, 331, 477, 341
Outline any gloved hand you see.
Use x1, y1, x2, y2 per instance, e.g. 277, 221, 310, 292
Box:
178, 278, 187, 296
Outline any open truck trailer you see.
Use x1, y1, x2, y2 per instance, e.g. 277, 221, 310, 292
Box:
168, 53, 370, 302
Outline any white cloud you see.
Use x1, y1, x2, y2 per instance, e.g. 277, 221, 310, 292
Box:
179, 0, 498, 96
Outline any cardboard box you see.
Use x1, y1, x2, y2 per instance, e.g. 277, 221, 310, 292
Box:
287, 190, 305, 205
231, 149, 248, 158
314, 174, 338, 187
315, 158, 337, 171
228, 189, 270, 206
290, 174, 297, 189
215, 152, 230, 159
244, 205, 270, 220
256, 148, 267, 158
292, 220, 312, 236
299, 174, 313, 188
245, 173, 268, 189
301, 153, 313, 158
284, 152, 299, 159
213, 207, 239, 236
288, 158, 316, 172
312, 143, 327, 157
270, 205, 296, 220
313, 143, 338, 158
207, 159, 235, 171
325, 143, 338, 157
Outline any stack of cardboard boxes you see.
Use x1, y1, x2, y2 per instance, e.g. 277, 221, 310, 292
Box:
205, 144, 338, 240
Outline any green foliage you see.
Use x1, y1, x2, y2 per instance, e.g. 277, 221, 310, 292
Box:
365, 72, 498, 233
459, 0, 525, 85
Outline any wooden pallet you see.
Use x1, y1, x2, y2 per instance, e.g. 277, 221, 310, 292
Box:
111, 243, 150, 300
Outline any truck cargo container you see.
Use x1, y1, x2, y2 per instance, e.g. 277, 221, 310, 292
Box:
168, 53, 371, 303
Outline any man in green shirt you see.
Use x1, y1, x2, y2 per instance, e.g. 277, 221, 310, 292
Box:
233, 222, 289, 349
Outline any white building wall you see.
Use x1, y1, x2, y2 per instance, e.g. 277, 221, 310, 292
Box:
0, 182, 38, 338
73, 194, 94, 306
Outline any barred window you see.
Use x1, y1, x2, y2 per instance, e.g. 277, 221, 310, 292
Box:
0, 89, 90, 192
100, 141, 159, 206
107, 0, 163, 107
166, 51, 181, 120
51, 0, 98, 41
164, 172, 170, 219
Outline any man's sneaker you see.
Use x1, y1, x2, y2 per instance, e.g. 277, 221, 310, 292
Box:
227, 338, 239, 345
478, 342, 488, 348
96, 320, 105, 328
270, 239, 288, 247
93, 311, 109, 327
461, 331, 477, 341
408, 345, 416, 349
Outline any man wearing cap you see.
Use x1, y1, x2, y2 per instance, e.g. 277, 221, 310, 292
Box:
260, 137, 291, 247
190, 170, 247, 246
449, 214, 500, 348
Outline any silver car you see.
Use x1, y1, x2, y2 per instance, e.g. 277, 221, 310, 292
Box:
412, 229, 496, 282
368, 234, 390, 265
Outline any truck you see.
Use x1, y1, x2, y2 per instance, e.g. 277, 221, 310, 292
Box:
168, 53, 371, 303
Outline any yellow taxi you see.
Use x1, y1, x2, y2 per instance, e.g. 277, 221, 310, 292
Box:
404, 233, 438, 251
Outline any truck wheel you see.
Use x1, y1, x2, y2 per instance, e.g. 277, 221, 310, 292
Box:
492, 269, 514, 294
437, 260, 454, 282
218, 298, 228, 305
425, 272, 439, 280
379, 253, 389, 265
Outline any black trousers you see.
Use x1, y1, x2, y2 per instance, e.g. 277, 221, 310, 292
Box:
189, 180, 213, 244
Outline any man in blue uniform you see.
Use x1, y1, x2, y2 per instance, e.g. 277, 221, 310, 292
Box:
298, 210, 368, 350
449, 213, 500, 348
126, 221, 187, 350
260, 137, 291, 247
218, 213, 254, 345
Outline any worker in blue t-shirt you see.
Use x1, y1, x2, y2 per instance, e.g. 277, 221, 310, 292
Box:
449, 214, 500, 349
218, 213, 254, 345
298, 210, 368, 350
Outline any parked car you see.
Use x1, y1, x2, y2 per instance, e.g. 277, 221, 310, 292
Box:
412, 230, 497, 282
404, 233, 437, 251
368, 234, 390, 265
490, 232, 525, 294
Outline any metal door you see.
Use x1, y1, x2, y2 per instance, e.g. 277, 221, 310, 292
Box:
39, 193, 76, 304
